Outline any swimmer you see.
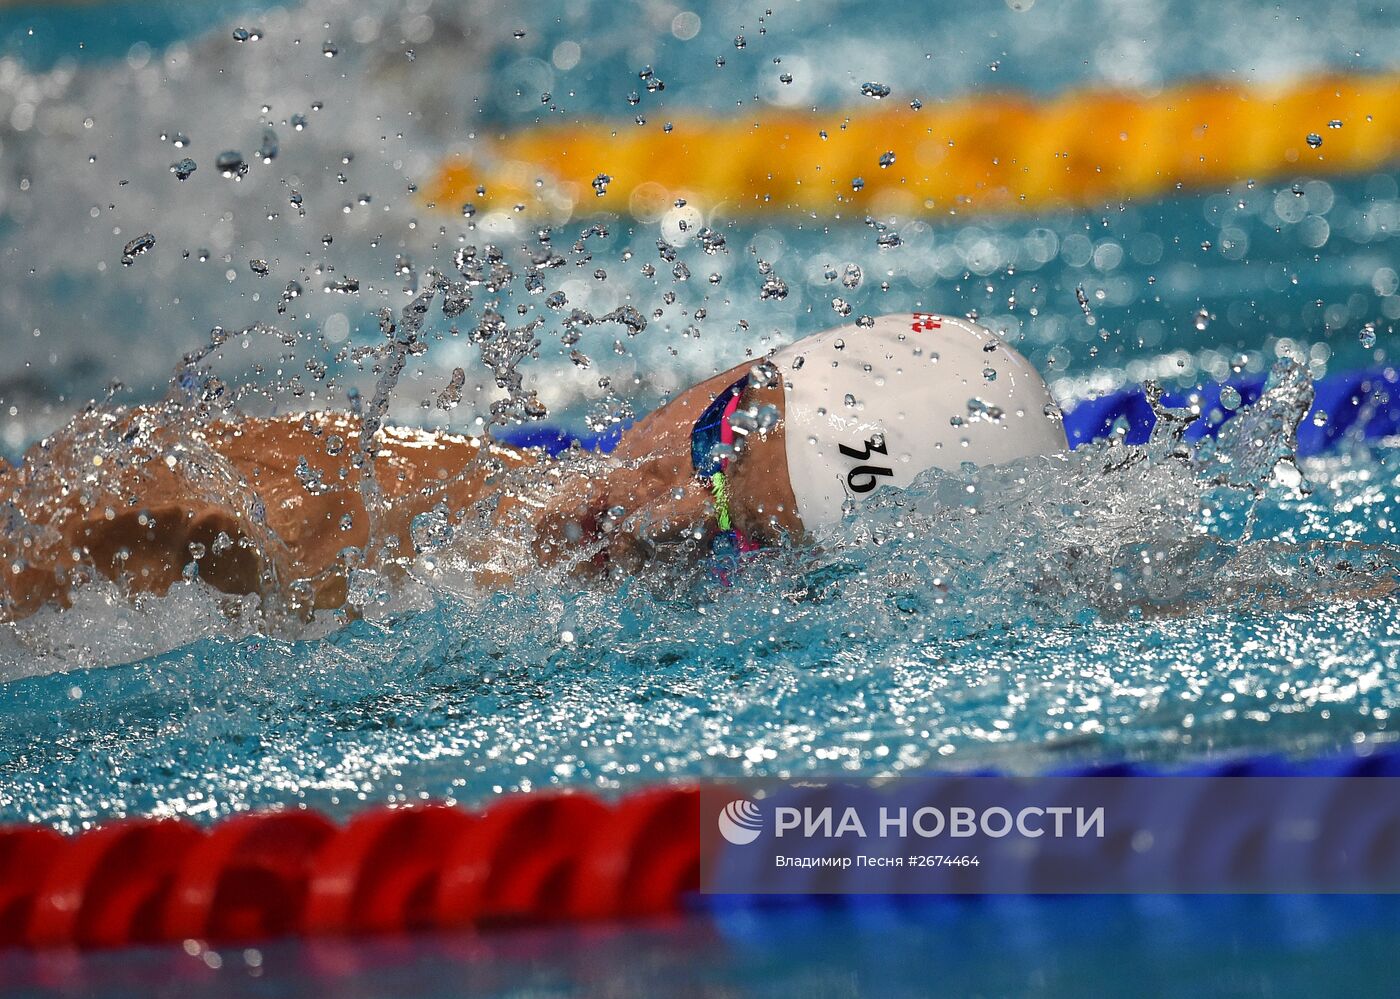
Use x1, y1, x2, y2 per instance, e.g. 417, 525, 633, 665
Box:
0, 313, 1067, 621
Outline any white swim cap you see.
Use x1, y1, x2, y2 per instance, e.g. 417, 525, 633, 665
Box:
769, 312, 1066, 530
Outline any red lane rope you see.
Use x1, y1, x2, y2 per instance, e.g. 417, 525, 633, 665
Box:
0, 787, 701, 952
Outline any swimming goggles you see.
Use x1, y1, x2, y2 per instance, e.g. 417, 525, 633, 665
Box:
691, 375, 762, 582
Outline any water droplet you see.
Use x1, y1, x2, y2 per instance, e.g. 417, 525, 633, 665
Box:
841, 264, 862, 288
779, 73, 793, 84
1306, 132, 1323, 148
967, 397, 1004, 422
249, 258, 269, 276
169, 158, 196, 181
1220, 384, 1241, 410
258, 127, 279, 163
851, 176, 865, 191
1075, 285, 1096, 324
832, 297, 852, 316
592, 173, 612, 197
909, 98, 923, 110
734, 34, 747, 48
291, 113, 308, 132
322, 41, 339, 58
215, 150, 246, 178
878, 150, 895, 168
1194, 307, 1211, 332
120, 232, 155, 266
860, 81, 892, 99
1360, 322, 1378, 348
1328, 119, 1343, 129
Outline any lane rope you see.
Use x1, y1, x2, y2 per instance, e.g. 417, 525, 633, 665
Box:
2, 748, 1398, 951
427, 73, 1400, 220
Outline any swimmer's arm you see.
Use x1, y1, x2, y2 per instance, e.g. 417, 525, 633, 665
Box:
530, 360, 804, 573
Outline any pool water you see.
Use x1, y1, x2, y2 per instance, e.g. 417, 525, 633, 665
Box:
3, 0, 1400, 994
4, 897, 1399, 998
2, 365, 1396, 828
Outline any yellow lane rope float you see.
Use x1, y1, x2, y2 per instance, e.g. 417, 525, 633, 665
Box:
426, 72, 1400, 221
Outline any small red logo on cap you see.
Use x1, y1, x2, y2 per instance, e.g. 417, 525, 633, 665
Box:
910, 313, 942, 332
